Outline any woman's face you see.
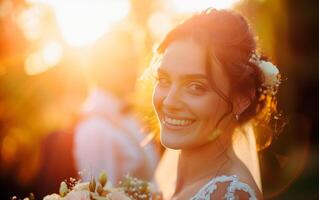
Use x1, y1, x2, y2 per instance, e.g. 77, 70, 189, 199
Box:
153, 39, 232, 149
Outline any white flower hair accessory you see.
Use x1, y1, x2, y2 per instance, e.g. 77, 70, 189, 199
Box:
247, 52, 287, 149
249, 52, 281, 95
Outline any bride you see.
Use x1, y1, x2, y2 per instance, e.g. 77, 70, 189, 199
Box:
110, 8, 281, 200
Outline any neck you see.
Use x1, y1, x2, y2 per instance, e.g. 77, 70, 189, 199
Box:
174, 129, 234, 195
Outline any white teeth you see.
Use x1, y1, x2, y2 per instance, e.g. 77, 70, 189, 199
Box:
164, 116, 193, 126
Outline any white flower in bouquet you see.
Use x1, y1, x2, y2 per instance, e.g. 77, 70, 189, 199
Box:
43, 194, 61, 200
64, 190, 91, 200
72, 182, 90, 191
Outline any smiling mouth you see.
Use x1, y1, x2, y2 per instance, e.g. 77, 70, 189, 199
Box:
163, 115, 195, 127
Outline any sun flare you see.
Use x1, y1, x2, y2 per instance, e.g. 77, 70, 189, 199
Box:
28, 0, 130, 47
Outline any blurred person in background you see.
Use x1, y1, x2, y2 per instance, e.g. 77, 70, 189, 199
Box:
35, 27, 159, 198
74, 28, 159, 184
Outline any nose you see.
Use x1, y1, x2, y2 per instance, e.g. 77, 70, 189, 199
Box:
162, 85, 183, 111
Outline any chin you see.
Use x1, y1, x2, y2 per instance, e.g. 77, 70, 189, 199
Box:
160, 129, 194, 150
160, 139, 183, 150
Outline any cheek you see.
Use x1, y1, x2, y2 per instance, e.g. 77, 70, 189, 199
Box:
188, 94, 225, 122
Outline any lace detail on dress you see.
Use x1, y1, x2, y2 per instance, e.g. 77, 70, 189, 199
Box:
191, 175, 257, 200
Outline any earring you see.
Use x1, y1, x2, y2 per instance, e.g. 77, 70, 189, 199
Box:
235, 114, 239, 121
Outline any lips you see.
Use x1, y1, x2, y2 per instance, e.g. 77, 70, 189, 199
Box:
161, 113, 196, 130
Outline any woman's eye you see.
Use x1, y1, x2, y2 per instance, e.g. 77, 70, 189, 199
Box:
157, 77, 171, 87
187, 82, 207, 94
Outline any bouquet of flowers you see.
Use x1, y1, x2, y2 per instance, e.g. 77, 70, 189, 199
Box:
17, 171, 160, 200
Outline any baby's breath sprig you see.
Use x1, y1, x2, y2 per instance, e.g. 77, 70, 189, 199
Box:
119, 174, 151, 200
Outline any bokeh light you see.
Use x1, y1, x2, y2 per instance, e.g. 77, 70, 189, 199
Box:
25, 52, 44, 75
17, 5, 43, 41
24, 41, 62, 75
42, 41, 63, 67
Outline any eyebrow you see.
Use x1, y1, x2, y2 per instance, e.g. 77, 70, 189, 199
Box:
157, 68, 209, 80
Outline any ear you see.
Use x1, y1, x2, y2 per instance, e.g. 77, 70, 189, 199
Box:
233, 89, 255, 115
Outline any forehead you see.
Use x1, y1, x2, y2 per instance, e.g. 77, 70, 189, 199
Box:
158, 38, 230, 92
159, 39, 206, 75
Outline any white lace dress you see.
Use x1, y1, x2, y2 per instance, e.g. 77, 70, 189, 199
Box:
191, 175, 258, 200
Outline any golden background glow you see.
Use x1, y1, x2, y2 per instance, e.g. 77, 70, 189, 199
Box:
0, 0, 316, 199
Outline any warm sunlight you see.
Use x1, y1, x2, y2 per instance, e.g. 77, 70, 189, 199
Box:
171, 0, 241, 13
24, 41, 62, 75
28, 0, 130, 47
0, 1, 315, 199
42, 41, 63, 67
17, 5, 43, 41
148, 11, 173, 41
